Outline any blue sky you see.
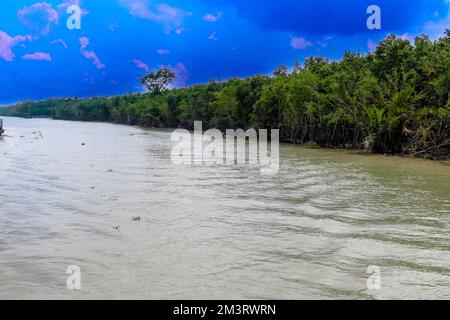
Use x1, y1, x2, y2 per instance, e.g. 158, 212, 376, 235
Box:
0, 0, 449, 104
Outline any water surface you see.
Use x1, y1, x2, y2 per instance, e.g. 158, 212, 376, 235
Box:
0, 117, 449, 299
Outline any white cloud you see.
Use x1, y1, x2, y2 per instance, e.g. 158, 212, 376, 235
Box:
290, 37, 312, 50
17, 3, 59, 36
79, 37, 105, 69
157, 49, 170, 55
0, 31, 32, 62
161, 62, 189, 88
22, 52, 52, 61
419, 1, 450, 40
132, 58, 149, 72
51, 38, 68, 49
208, 32, 218, 41
203, 12, 223, 23
120, 0, 191, 34
57, 0, 89, 16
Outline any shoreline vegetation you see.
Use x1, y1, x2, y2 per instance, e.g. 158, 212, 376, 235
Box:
1, 32, 449, 159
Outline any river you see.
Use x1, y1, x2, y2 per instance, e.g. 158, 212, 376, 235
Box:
0, 117, 449, 299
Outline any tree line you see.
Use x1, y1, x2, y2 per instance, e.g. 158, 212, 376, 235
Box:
1, 32, 449, 158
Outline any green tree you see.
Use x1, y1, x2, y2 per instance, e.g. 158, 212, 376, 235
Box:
141, 68, 177, 95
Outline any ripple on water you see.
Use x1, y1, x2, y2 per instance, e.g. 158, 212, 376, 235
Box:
0, 117, 449, 299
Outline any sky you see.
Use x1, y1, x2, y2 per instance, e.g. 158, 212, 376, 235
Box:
0, 0, 449, 104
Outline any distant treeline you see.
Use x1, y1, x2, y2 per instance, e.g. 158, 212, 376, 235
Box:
1, 32, 449, 158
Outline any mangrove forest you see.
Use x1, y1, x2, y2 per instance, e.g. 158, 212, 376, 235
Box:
1, 32, 449, 159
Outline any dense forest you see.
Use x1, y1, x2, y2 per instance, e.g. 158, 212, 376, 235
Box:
1, 32, 449, 158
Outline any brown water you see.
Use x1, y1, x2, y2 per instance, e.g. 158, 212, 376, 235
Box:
0, 117, 449, 300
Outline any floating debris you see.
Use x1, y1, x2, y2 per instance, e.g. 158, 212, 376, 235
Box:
132, 216, 141, 221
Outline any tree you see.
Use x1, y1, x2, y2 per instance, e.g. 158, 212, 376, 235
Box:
3, 32, 450, 158
141, 68, 177, 95
292, 62, 303, 74
273, 65, 288, 77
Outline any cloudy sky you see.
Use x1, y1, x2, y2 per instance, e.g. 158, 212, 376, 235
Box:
0, 0, 449, 104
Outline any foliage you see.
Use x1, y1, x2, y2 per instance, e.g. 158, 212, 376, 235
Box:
140, 68, 177, 95
1, 32, 449, 158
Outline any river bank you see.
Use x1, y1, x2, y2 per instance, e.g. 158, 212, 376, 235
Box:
0, 30, 450, 158
1, 33, 449, 160
2, 115, 449, 161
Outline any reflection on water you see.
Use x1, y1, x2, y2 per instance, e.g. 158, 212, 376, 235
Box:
0, 117, 449, 299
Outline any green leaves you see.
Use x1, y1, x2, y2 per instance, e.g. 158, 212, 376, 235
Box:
141, 68, 177, 95
365, 106, 385, 128
2, 32, 450, 157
